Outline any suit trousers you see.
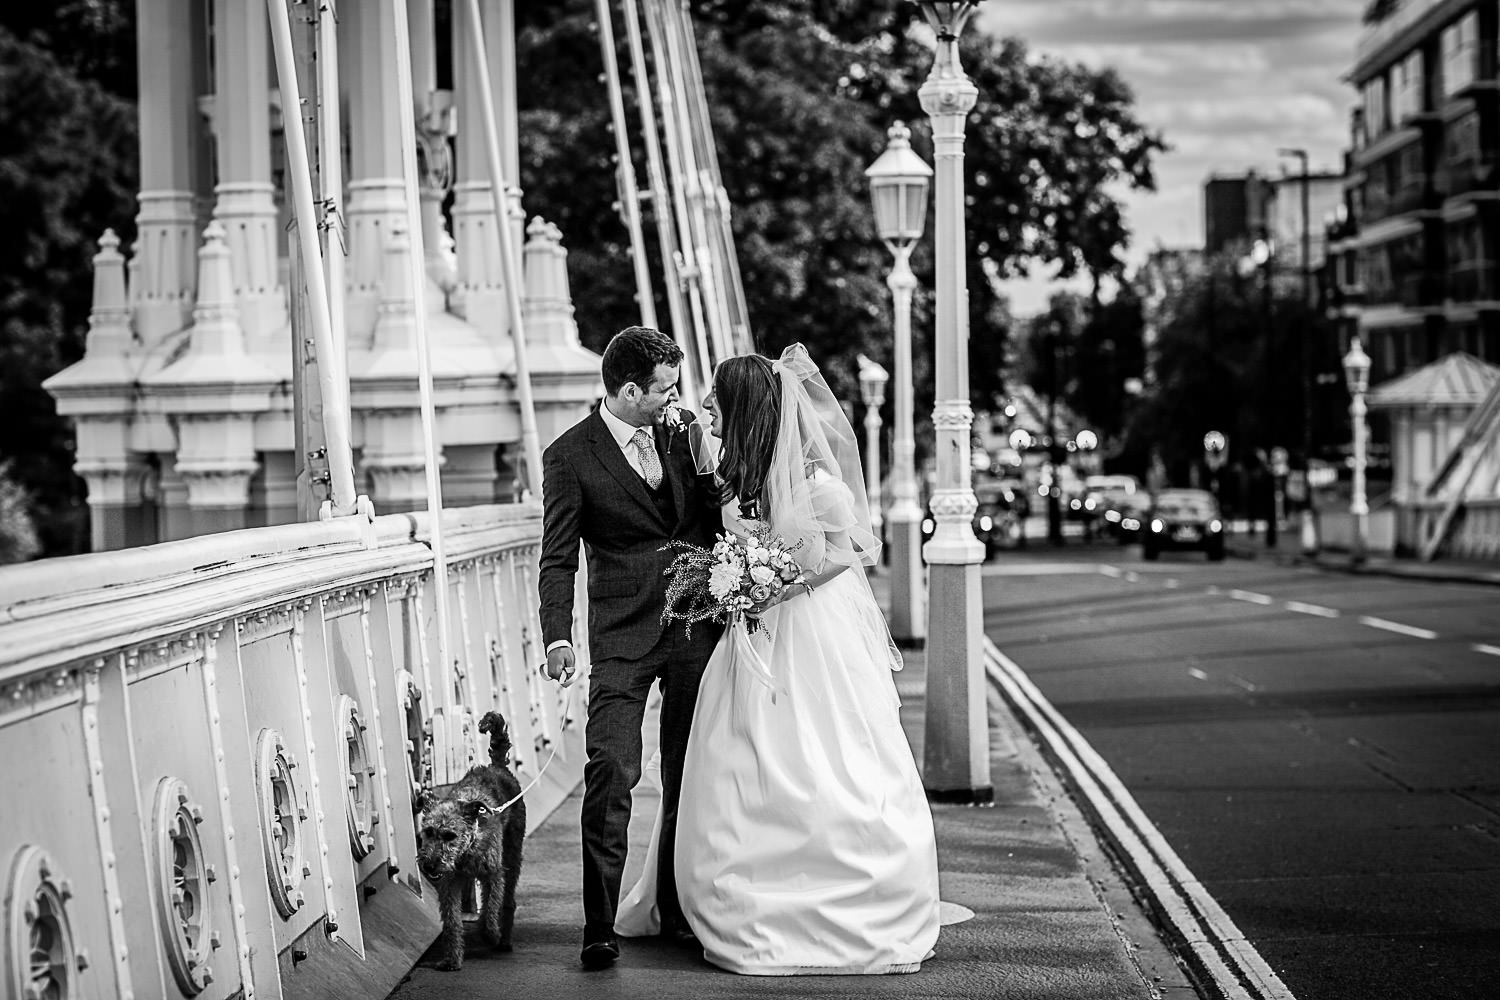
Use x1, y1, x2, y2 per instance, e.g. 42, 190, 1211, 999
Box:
581, 621, 717, 941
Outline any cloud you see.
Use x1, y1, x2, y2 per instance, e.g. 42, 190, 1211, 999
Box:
970, 0, 1364, 313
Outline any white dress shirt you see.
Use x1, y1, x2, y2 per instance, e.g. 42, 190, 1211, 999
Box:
599, 400, 660, 480
547, 402, 660, 656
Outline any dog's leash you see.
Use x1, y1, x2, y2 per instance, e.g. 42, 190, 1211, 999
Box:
490, 674, 579, 817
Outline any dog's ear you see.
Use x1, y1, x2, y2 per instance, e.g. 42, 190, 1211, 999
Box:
412, 786, 429, 816
459, 799, 490, 823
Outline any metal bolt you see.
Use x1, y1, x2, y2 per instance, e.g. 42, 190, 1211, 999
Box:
363, 885, 377, 900
205, 864, 217, 883
209, 931, 222, 950
76, 949, 90, 971
292, 948, 308, 965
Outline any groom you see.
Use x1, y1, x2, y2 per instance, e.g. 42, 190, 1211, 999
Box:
538, 326, 722, 969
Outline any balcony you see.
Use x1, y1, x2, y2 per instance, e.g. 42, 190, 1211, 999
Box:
1441, 156, 1499, 198
1448, 259, 1500, 303
1390, 178, 1435, 215
1399, 272, 1447, 308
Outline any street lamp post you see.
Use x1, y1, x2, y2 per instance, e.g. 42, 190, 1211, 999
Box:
1343, 336, 1371, 564
1280, 146, 1319, 556
1244, 236, 1278, 547
913, 0, 990, 803
857, 354, 889, 541
865, 121, 933, 641
1204, 430, 1227, 510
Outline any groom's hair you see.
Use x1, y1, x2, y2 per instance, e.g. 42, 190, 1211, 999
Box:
601, 326, 684, 396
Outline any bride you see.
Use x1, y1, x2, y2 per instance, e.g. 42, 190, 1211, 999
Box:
616, 343, 941, 975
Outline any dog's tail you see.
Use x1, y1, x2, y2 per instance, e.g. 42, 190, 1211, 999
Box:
478, 711, 512, 768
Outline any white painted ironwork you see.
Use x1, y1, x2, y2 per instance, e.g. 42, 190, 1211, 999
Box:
7, 846, 82, 1000
153, 777, 215, 994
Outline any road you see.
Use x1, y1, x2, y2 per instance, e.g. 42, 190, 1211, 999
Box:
982, 540, 1500, 1000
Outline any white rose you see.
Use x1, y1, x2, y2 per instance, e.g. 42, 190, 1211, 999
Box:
749, 565, 776, 586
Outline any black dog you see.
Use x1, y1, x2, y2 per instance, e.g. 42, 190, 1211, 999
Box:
416, 711, 527, 970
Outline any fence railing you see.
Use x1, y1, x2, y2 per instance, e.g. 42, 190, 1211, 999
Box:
0, 503, 587, 1000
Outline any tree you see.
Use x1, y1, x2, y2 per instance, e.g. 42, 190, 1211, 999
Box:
515, 1, 1165, 428
0, 462, 41, 565
1125, 256, 1315, 500
0, 26, 138, 555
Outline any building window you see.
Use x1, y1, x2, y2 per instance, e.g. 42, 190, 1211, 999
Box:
1364, 74, 1389, 136
1441, 11, 1480, 97
1393, 51, 1425, 120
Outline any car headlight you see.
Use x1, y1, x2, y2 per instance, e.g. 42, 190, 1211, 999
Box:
1122, 517, 1139, 531
1209, 519, 1223, 533
921, 518, 934, 535
1105, 510, 1121, 523
1150, 518, 1165, 533
978, 514, 994, 531
1084, 498, 1096, 511
1070, 498, 1081, 510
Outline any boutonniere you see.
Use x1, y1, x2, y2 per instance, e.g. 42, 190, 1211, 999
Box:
659, 404, 685, 453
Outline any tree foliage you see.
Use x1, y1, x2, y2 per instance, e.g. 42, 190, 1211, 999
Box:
515, 0, 1164, 414
0, 23, 138, 556
1126, 258, 1317, 491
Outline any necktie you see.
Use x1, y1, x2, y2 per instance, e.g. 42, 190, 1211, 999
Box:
632, 428, 662, 490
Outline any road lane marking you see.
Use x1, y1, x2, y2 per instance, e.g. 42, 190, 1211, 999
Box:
1188, 667, 1211, 681
1285, 601, 1340, 618
1230, 674, 1260, 692
1123, 570, 1141, 583
1098, 565, 1124, 578
983, 639, 1297, 1000
985, 563, 1107, 576
1357, 616, 1438, 640
1474, 644, 1500, 657
1229, 589, 1275, 605
1164, 578, 1181, 589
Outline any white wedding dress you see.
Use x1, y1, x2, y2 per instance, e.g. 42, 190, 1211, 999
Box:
616, 493, 941, 975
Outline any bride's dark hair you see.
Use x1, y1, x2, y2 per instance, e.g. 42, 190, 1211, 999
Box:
713, 354, 781, 517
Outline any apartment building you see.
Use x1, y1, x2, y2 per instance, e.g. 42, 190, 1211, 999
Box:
1330, 0, 1500, 384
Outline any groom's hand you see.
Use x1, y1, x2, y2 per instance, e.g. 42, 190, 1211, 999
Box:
544, 646, 578, 687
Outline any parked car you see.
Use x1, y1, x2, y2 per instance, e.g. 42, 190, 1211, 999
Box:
1141, 488, 1226, 561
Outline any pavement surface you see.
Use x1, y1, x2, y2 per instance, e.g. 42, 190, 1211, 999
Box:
389, 573, 1196, 1000
984, 544, 1500, 1000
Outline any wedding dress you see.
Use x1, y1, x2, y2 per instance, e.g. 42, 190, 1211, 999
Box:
616, 346, 941, 975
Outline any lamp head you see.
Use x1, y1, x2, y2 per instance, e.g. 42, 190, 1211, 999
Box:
1342, 336, 1371, 395
856, 354, 889, 405
911, 1, 980, 38
1203, 430, 1227, 454
865, 121, 933, 250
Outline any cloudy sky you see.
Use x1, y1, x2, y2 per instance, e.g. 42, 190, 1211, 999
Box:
975, 0, 1367, 314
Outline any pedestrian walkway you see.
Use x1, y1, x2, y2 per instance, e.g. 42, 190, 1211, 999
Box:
389, 578, 1197, 1000
1225, 522, 1500, 587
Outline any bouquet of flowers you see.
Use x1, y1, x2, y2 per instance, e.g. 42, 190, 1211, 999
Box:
661, 523, 808, 636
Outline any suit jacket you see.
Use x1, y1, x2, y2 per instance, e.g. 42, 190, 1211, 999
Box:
538, 406, 723, 662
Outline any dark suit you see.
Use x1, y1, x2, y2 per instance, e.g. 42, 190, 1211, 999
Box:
538, 406, 721, 942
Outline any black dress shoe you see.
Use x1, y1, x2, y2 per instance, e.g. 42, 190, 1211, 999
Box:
580, 936, 620, 970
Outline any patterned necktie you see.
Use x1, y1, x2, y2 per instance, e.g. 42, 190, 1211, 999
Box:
632, 427, 663, 490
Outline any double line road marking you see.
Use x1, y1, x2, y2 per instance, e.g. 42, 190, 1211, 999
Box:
984, 638, 1296, 1000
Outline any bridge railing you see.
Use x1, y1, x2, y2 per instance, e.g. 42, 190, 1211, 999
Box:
0, 503, 587, 1000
